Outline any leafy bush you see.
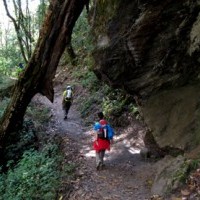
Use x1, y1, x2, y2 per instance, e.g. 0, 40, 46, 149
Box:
26, 103, 51, 130
4, 120, 37, 164
0, 147, 62, 200
79, 95, 100, 118
81, 71, 100, 92
102, 89, 127, 117
172, 159, 200, 185
0, 40, 23, 76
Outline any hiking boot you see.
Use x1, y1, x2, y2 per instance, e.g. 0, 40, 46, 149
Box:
99, 163, 105, 170
101, 164, 105, 169
96, 162, 102, 171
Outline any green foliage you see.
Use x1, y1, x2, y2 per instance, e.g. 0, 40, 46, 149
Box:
72, 10, 94, 55
80, 71, 100, 92
0, 74, 15, 89
79, 95, 100, 118
81, 71, 97, 90
4, 120, 37, 163
26, 103, 51, 129
0, 97, 9, 118
62, 8, 97, 99
172, 161, 190, 184
36, 0, 49, 28
0, 0, 44, 77
129, 103, 141, 120
172, 159, 200, 184
0, 147, 62, 200
0, 94, 74, 200
0, 133, 75, 200
0, 75, 15, 111
102, 88, 127, 117
0, 30, 24, 76
92, 0, 120, 36
129, 103, 139, 115
63, 9, 94, 68
75, 68, 140, 123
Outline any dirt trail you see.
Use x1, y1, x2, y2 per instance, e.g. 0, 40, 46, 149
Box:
35, 87, 157, 200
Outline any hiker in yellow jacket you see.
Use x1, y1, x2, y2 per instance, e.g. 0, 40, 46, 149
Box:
62, 86, 73, 120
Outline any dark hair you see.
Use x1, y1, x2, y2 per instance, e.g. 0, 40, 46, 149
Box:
97, 112, 104, 120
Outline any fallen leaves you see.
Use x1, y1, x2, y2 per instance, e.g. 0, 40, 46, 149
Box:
150, 194, 163, 200
181, 189, 190, 196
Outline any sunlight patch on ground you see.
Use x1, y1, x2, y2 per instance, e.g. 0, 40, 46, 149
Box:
123, 139, 141, 152
80, 140, 96, 158
128, 147, 140, 154
111, 145, 140, 155
115, 133, 129, 141
123, 139, 131, 147
82, 127, 143, 158
85, 150, 96, 157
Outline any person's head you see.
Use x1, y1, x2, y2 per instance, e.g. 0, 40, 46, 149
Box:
97, 112, 104, 120
67, 85, 71, 90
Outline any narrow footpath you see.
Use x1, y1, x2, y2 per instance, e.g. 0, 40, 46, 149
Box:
35, 86, 157, 200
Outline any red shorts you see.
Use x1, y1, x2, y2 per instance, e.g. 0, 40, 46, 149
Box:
93, 138, 110, 152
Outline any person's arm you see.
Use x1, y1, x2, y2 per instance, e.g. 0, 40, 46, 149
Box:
93, 130, 98, 140
110, 138, 114, 144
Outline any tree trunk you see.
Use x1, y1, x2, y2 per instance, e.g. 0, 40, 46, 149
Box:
0, 0, 88, 145
67, 42, 77, 65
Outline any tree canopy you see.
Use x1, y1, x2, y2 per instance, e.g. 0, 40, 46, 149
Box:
0, 0, 89, 145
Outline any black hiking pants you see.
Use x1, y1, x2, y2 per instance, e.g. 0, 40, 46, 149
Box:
63, 101, 71, 117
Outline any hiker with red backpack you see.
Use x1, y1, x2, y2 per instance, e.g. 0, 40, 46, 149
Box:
93, 112, 114, 170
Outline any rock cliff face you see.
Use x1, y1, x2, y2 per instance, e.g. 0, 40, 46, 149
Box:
91, 0, 200, 154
